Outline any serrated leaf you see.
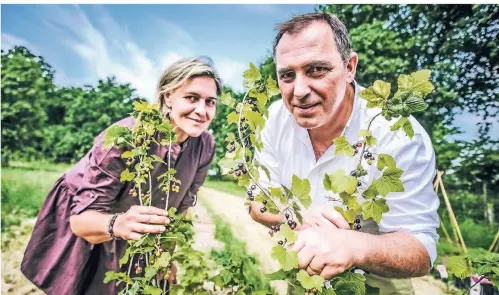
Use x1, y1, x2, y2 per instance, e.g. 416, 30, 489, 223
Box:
244, 62, 261, 87
103, 125, 131, 149
332, 272, 366, 295
363, 183, 379, 199
266, 269, 288, 281
340, 193, 360, 211
155, 252, 171, 268
333, 136, 355, 157
120, 169, 135, 182
145, 265, 157, 280
291, 175, 312, 208
373, 167, 404, 196
244, 110, 266, 130
404, 94, 428, 113
411, 70, 434, 95
324, 289, 338, 295
151, 154, 166, 165
221, 92, 235, 108
334, 206, 357, 224
377, 154, 396, 171
227, 111, 239, 125
390, 117, 415, 139
292, 202, 304, 224
447, 256, 473, 279
358, 129, 377, 147
121, 151, 134, 159
359, 80, 391, 108
133, 101, 151, 112
143, 285, 163, 295
218, 156, 236, 174
357, 129, 371, 137
296, 270, 324, 291
266, 76, 281, 97
323, 173, 332, 191
329, 169, 358, 194
270, 187, 287, 205
225, 132, 236, 142
278, 224, 298, 244
238, 173, 251, 187
361, 198, 389, 224
271, 245, 299, 271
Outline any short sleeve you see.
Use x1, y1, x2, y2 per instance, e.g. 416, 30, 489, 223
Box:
177, 133, 215, 213
70, 128, 128, 215
374, 119, 441, 266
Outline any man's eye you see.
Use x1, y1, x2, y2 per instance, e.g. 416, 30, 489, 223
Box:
280, 72, 295, 81
309, 67, 329, 77
207, 99, 217, 106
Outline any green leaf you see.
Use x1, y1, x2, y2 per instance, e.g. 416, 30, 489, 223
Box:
278, 224, 297, 244
227, 111, 239, 125
361, 198, 389, 224
133, 101, 151, 112
411, 70, 434, 95
221, 92, 235, 108
329, 169, 358, 194
121, 151, 134, 159
390, 117, 414, 139
291, 175, 312, 208
323, 289, 338, 295
447, 256, 473, 279
217, 156, 236, 175
119, 247, 131, 267
244, 110, 266, 131
292, 202, 304, 224
271, 245, 299, 271
363, 183, 379, 199
151, 155, 166, 165
296, 269, 324, 291
357, 129, 377, 147
334, 206, 357, 224
269, 187, 287, 205
377, 153, 396, 171
373, 167, 405, 196
145, 265, 157, 280
340, 192, 360, 211
359, 80, 391, 108
266, 76, 281, 97
333, 136, 355, 157
244, 62, 261, 87
103, 125, 131, 149
155, 252, 171, 268
266, 269, 289, 281
143, 285, 163, 295
120, 169, 135, 182
323, 173, 332, 191
332, 272, 366, 295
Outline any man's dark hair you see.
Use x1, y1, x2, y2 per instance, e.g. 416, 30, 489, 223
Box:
273, 12, 352, 64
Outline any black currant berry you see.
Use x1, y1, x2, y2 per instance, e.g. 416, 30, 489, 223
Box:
285, 213, 290, 219
238, 163, 244, 169
355, 224, 362, 230
356, 143, 362, 148
251, 185, 256, 190
367, 152, 372, 158
235, 171, 241, 177
355, 218, 361, 224
278, 240, 284, 245
242, 168, 247, 174
260, 207, 266, 213
249, 196, 254, 201
262, 200, 267, 205
287, 220, 294, 226
357, 181, 361, 187
247, 190, 253, 196
311, 288, 318, 294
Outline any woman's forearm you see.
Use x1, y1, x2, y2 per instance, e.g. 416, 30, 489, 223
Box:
69, 210, 113, 244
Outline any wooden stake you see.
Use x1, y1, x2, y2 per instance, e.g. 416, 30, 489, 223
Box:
434, 177, 454, 245
437, 171, 467, 253
489, 230, 499, 252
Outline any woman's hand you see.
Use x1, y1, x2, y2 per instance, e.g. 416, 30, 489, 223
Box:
113, 205, 171, 240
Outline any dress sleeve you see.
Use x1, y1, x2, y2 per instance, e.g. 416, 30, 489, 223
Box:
70, 128, 128, 215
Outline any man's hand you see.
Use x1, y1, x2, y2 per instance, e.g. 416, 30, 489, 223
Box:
296, 206, 350, 231
290, 224, 364, 279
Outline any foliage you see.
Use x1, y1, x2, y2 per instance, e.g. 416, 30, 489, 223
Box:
218, 63, 433, 294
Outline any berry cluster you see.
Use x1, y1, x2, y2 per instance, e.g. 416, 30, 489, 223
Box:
247, 184, 257, 201
363, 151, 375, 165
353, 218, 362, 231
352, 142, 363, 155
305, 288, 318, 295
227, 140, 236, 153
268, 223, 280, 237
229, 162, 248, 177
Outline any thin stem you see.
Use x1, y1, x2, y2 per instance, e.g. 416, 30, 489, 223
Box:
237, 89, 284, 213
357, 112, 382, 167
148, 170, 153, 206
165, 131, 173, 211
126, 254, 134, 292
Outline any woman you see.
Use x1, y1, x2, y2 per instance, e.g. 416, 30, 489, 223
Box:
21, 57, 222, 295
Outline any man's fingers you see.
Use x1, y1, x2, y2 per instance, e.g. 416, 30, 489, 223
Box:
320, 265, 342, 279
135, 214, 170, 225
125, 232, 143, 241
320, 208, 350, 229
297, 246, 315, 269
130, 222, 166, 234
308, 256, 326, 276
131, 205, 169, 216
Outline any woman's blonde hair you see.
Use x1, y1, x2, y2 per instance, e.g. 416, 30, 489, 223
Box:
156, 56, 223, 117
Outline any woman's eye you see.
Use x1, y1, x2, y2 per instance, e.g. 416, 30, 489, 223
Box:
185, 96, 196, 101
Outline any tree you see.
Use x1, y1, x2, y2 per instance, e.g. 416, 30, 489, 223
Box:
1, 46, 56, 166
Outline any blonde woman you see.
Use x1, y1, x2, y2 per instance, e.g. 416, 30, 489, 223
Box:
21, 57, 222, 295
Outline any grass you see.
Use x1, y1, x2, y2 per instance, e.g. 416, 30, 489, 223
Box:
1, 164, 66, 232
203, 178, 247, 196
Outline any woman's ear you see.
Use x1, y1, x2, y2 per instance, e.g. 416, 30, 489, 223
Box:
164, 92, 172, 108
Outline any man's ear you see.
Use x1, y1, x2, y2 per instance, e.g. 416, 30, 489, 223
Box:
346, 52, 358, 84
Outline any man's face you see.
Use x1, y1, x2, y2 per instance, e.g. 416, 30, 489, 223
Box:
275, 21, 355, 130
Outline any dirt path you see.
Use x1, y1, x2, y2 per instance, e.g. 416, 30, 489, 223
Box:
197, 187, 450, 295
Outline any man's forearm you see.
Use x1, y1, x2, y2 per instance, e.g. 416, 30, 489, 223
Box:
354, 231, 431, 278
249, 202, 283, 228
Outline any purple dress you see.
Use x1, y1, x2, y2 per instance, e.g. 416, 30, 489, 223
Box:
20, 117, 215, 295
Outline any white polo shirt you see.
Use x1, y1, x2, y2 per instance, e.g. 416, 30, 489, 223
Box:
254, 82, 440, 265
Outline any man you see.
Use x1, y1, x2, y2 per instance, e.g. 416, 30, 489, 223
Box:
249, 12, 440, 295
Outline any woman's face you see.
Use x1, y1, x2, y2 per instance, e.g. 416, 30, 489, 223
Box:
165, 76, 218, 141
